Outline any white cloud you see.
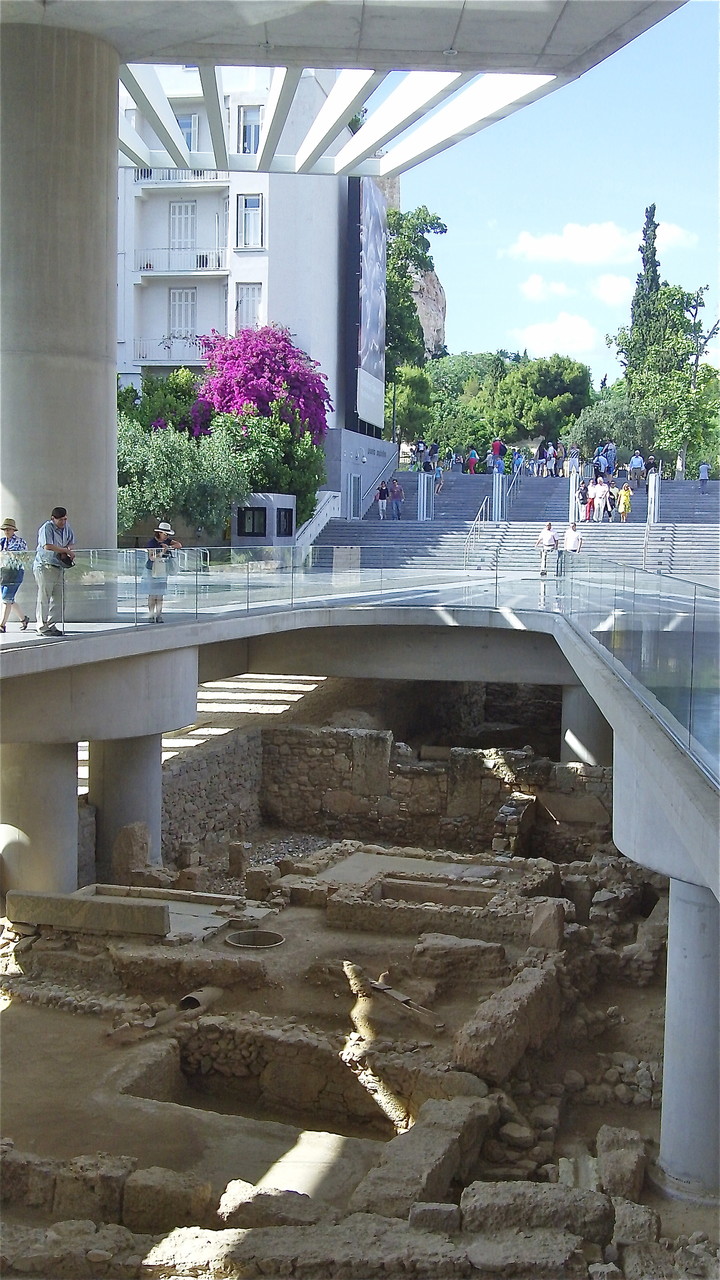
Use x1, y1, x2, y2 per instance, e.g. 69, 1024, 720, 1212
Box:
657, 221, 699, 252
506, 222, 636, 265
590, 274, 634, 306
505, 219, 698, 266
519, 273, 574, 302
510, 312, 599, 359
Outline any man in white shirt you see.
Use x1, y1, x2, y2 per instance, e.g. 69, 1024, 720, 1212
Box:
699, 461, 710, 493
629, 451, 644, 488
593, 478, 608, 521
557, 522, 583, 576
535, 521, 558, 577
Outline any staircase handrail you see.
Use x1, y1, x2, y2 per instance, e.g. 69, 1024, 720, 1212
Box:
463, 497, 490, 569
361, 450, 400, 513
295, 489, 342, 548
506, 466, 523, 509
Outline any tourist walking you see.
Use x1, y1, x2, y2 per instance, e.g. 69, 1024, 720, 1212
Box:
629, 450, 644, 488
557, 522, 583, 576
375, 480, 389, 519
699, 461, 710, 493
567, 444, 581, 475
33, 505, 76, 636
434, 462, 444, 495
535, 521, 558, 577
0, 518, 30, 633
605, 439, 617, 477
555, 441, 566, 476
593, 477, 609, 522
578, 478, 591, 522
644, 455, 658, 492
545, 441, 557, 476
618, 484, 632, 522
143, 521, 182, 622
534, 442, 547, 477
466, 447, 479, 475
592, 445, 608, 481
389, 478, 404, 520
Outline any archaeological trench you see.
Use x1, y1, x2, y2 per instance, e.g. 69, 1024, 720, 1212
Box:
0, 677, 718, 1279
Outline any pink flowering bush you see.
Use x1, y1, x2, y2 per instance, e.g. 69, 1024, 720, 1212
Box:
199, 327, 332, 444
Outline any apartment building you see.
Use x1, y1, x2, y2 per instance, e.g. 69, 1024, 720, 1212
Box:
118, 66, 353, 400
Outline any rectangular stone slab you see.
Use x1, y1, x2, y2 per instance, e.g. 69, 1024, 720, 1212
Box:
5, 890, 169, 936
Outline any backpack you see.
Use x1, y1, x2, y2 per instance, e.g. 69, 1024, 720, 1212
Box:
498, 442, 507, 457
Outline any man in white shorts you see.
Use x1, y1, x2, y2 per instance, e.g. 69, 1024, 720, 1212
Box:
557, 522, 583, 576
535, 522, 558, 577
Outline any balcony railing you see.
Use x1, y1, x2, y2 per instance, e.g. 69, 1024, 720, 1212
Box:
135, 247, 228, 272
133, 336, 204, 363
134, 168, 229, 183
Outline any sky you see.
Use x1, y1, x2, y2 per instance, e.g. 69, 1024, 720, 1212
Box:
399, 0, 719, 388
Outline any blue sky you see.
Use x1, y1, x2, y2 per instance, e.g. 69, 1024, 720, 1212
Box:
400, 0, 718, 388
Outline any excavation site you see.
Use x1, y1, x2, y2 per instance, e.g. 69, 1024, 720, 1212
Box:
1, 677, 718, 1280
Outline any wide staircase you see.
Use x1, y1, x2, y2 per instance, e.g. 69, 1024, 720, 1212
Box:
311, 475, 719, 577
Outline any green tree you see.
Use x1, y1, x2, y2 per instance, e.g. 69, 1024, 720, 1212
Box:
476, 355, 593, 444
385, 206, 446, 378
568, 386, 655, 461
384, 364, 432, 444
424, 352, 495, 450
609, 208, 719, 472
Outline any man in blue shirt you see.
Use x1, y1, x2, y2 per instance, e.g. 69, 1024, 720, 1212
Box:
33, 506, 75, 636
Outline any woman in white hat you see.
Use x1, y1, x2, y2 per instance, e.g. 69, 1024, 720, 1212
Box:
0, 518, 30, 633
144, 521, 182, 623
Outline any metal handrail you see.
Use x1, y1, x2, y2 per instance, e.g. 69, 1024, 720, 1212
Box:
295, 490, 342, 548
463, 497, 491, 569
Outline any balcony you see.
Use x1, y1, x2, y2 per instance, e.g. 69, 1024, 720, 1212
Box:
133, 335, 205, 365
135, 247, 228, 273
133, 168, 229, 184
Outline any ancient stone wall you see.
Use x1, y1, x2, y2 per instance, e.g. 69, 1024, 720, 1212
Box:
260, 727, 612, 856
161, 728, 262, 856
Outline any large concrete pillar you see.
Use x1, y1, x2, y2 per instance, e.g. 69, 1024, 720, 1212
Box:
88, 735, 164, 880
561, 685, 613, 765
656, 878, 719, 1202
0, 25, 119, 548
0, 743, 79, 893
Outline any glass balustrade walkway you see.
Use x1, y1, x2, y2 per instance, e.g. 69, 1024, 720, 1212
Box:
1, 547, 717, 785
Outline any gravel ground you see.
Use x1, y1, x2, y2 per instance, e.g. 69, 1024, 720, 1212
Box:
203, 826, 331, 897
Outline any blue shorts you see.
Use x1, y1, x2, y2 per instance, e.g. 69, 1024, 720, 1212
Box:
1, 569, 24, 603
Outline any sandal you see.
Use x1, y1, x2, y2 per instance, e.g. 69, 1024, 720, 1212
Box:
20, 616, 29, 630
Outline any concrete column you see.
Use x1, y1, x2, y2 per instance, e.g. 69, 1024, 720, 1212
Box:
656, 878, 719, 1201
0, 743, 79, 893
0, 25, 119, 548
561, 685, 613, 765
88, 735, 164, 880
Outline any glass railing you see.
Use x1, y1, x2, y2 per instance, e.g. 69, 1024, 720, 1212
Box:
3, 546, 718, 782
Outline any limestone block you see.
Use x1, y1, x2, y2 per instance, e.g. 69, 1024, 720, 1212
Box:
122, 1167, 212, 1233
619, 1242, 678, 1279
452, 967, 561, 1084
348, 1129, 461, 1219
529, 899, 565, 950
217, 1182, 326, 1228
499, 1122, 536, 1149
598, 1149, 646, 1201
52, 1153, 137, 1223
111, 822, 151, 880
351, 731, 392, 796
611, 1198, 660, 1245
5, 890, 169, 936
465, 1229, 588, 1278
460, 1182, 615, 1246
596, 1126, 646, 1201
408, 1201, 461, 1234
245, 866, 280, 900
413, 933, 507, 981
0, 1149, 58, 1209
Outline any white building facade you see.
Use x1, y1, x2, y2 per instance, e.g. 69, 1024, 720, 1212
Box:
117, 65, 396, 519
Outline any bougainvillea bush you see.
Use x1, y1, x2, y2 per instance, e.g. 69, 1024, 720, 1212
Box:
198, 326, 333, 443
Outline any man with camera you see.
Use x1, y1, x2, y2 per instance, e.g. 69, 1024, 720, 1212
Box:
33, 506, 75, 636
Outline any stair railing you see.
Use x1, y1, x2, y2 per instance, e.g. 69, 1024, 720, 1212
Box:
463, 497, 490, 569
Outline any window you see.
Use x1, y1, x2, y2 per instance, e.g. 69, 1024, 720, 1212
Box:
169, 200, 196, 248
236, 283, 262, 331
236, 194, 263, 248
168, 287, 196, 337
276, 508, 294, 538
238, 105, 262, 155
175, 112, 199, 150
237, 507, 266, 538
